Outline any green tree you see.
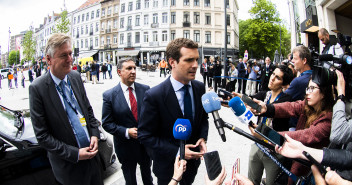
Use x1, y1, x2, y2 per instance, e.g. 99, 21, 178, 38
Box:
53, 10, 71, 34
9, 50, 20, 66
22, 30, 37, 62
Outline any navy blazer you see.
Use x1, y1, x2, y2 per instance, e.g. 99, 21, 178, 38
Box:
237, 62, 246, 78
102, 82, 150, 161
138, 77, 209, 178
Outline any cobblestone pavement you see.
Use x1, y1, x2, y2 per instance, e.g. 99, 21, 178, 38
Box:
0, 67, 255, 184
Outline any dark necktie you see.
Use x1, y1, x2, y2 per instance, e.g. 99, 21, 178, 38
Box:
129, 87, 138, 122
182, 85, 193, 123
60, 81, 90, 148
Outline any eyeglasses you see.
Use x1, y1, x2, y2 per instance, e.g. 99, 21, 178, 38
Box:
306, 86, 319, 94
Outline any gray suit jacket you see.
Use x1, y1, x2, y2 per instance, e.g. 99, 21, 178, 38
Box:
29, 70, 102, 185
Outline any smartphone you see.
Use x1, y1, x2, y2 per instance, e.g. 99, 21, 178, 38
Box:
218, 89, 233, 96
221, 100, 229, 105
231, 158, 240, 185
204, 151, 222, 180
302, 151, 327, 176
241, 95, 262, 112
255, 124, 286, 147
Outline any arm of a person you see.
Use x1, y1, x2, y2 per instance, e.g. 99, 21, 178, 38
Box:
138, 91, 179, 157
272, 100, 304, 118
331, 101, 352, 144
321, 148, 352, 170
29, 85, 79, 163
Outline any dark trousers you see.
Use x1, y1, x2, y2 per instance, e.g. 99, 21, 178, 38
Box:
108, 70, 112, 79
242, 76, 248, 94
226, 80, 237, 92
208, 77, 213, 88
202, 72, 209, 87
103, 72, 107, 79
160, 68, 166, 77
237, 78, 242, 93
157, 159, 200, 185
120, 155, 153, 185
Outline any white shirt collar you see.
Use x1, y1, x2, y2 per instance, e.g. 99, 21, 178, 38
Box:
170, 76, 192, 92
50, 71, 68, 86
120, 82, 135, 92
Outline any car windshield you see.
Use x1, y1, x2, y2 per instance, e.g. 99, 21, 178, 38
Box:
0, 107, 22, 140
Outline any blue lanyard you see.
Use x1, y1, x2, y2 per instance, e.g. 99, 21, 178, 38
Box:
300, 70, 313, 77
55, 79, 78, 115
262, 92, 283, 124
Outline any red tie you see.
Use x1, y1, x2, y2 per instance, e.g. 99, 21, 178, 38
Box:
129, 87, 138, 122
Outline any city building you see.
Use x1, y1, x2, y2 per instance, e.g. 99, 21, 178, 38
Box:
289, 0, 352, 53
99, 0, 119, 64
72, 0, 101, 62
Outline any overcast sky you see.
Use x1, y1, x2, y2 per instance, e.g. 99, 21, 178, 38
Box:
0, 0, 290, 54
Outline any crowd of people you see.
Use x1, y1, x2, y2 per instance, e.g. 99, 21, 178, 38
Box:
25, 28, 352, 185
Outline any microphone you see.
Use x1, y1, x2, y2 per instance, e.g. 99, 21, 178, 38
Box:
201, 92, 226, 142
228, 96, 255, 127
173, 119, 192, 160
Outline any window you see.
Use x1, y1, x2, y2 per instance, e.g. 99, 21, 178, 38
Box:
102, 22, 105, 30
81, 39, 83, 48
113, 19, 117, 28
77, 40, 79, 48
120, 18, 124, 28
194, 0, 199, 6
153, 31, 158, 41
90, 38, 93, 47
153, 13, 158, 24
81, 26, 83, 34
194, 12, 200, 24
194, 30, 200, 42
78, 15, 80, 23
125, 2, 130, 12
107, 36, 111, 45
96, 22, 99, 32
171, 0, 176, 6
183, 12, 190, 23
91, 11, 94, 19
82, 14, 85, 22
135, 32, 140, 43
163, 0, 168, 6
153, 0, 158, 8
205, 0, 210, 7
226, 0, 229, 8
162, 31, 167, 41
205, 31, 211, 43
86, 12, 89, 21
205, 14, 211, 25
184, 0, 189, 6
85, 39, 88, 48
102, 8, 105, 16
74, 17, 76, 24
101, 36, 104, 45
136, 0, 141, 9
86, 25, 88, 34
108, 6, 112, 15
171, 12, 176, 24
136, 15, 140, 26
128, 16, 132, 26
227, 32, 230, 44
183, 30, 190, 39
144, 32, 149, 42
114, 5, 118, 13
120, 34, 124, 44
113, 34, 117, 44
145, 0, 149, 8
171, 30, 175, 40
144, 15, 149, 25
121, 4, 125, 12
95, 37, 98, 46
227, 14, 230, 26
73, 28, 75, 37
127, 33, 132, 45
90, 24, 93, 33
96, 9, 100, 17
162, 12, 167, 23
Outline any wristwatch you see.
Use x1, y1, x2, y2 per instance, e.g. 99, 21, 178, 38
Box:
337, 94, 346, 103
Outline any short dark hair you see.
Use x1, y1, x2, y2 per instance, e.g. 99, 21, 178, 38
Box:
277, 65, 293, 86
292, 45, 312, 67
166, 38, 198, 68
117, 58, 134, 69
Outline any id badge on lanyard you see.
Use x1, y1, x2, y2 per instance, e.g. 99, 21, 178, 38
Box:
78, 112, 87, 127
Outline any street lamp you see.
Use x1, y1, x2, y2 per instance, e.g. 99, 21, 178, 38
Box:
273, 50, 279, 65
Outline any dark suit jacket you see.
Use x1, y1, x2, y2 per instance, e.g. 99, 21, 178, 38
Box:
138, 77, 209, 179
200, 62, 209, 75
102, 82, 150, 161
29, 70, 101, 185
260, 63, 276, 83
237, 62, 246, 78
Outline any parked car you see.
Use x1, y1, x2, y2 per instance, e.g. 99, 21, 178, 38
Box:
0, 105, 116, 184
0, 68, 14, 79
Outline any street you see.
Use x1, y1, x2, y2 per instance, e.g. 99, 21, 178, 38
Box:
0, 67, 254, 184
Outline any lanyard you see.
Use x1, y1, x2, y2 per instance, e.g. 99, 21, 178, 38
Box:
55, 79, 79, 115
262, 92, 283, 124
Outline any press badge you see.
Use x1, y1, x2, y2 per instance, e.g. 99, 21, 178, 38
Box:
78, 113, 87, 127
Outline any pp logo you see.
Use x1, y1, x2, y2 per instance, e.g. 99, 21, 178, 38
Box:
175, 124, 187, 132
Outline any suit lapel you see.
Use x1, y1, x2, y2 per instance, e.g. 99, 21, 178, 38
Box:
191, 81, 201, 125
134, 83, 143, 118
163, 77, 183, 120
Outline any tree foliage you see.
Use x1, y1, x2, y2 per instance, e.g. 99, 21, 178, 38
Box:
53, 10, 71, 34
22, 30, 36, 62
239, 0, 291, 60
9, 50, 20, 66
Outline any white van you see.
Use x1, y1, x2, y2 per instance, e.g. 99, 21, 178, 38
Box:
0, 68, 14, 79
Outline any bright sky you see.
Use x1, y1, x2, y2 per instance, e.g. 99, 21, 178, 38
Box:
0, 0, 290, 54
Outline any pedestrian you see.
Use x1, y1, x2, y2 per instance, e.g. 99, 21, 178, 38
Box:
7, 71, 13, 89
213, 60, 222, 92
237, 58, 245, 93
14, 69, 18, 88
200, 58, 209, 88
225, 63, 237, 92
101, 63, 108, 79
77, 62, 82, 73
21, 69, 25, 88
102, 58, 153, 185
28, 66, 34, 83
85, 63, 91, 81
107, 62, 112, 79
260, 57, 275, 91
35, 64, 42, 78
29, 33, 103, 185
91, 61, 97, 84
246, 60, 259, 96
208, 56, 215, 89
159, 58, 167, 77
138, 38, 209, 185
95, 62, 100, 82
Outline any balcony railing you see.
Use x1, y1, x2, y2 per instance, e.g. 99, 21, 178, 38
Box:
127, 25, 132, 31
151, 23, 159, 28
183, 22, 191, 27
149, 41, 159, 47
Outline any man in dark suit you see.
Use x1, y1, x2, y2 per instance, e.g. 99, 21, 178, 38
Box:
237, 58, 246, 93
260, 57, 276, 91
200, 58, 209, 88
29, 33, 103, 185
138, 38, 209, 185
102, 59, 153, 185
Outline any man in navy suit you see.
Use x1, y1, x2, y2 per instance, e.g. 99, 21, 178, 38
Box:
138, 38, 209, 185
237, 58, 246, 93
102, 58, 153, 185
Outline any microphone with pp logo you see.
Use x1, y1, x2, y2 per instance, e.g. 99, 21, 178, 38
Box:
228, 96, 255, 127
201, 92, 226, 142
173, 119, 192, 160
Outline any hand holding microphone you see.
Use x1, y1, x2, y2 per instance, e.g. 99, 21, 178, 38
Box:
173, 119, 192, 160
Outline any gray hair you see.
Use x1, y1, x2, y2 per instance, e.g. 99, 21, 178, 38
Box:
45, 33, 72, 58
117, 58, 134, 69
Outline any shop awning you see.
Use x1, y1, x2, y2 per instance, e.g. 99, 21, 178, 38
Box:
78, 51, 98, 58
116, 50, 140, 56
